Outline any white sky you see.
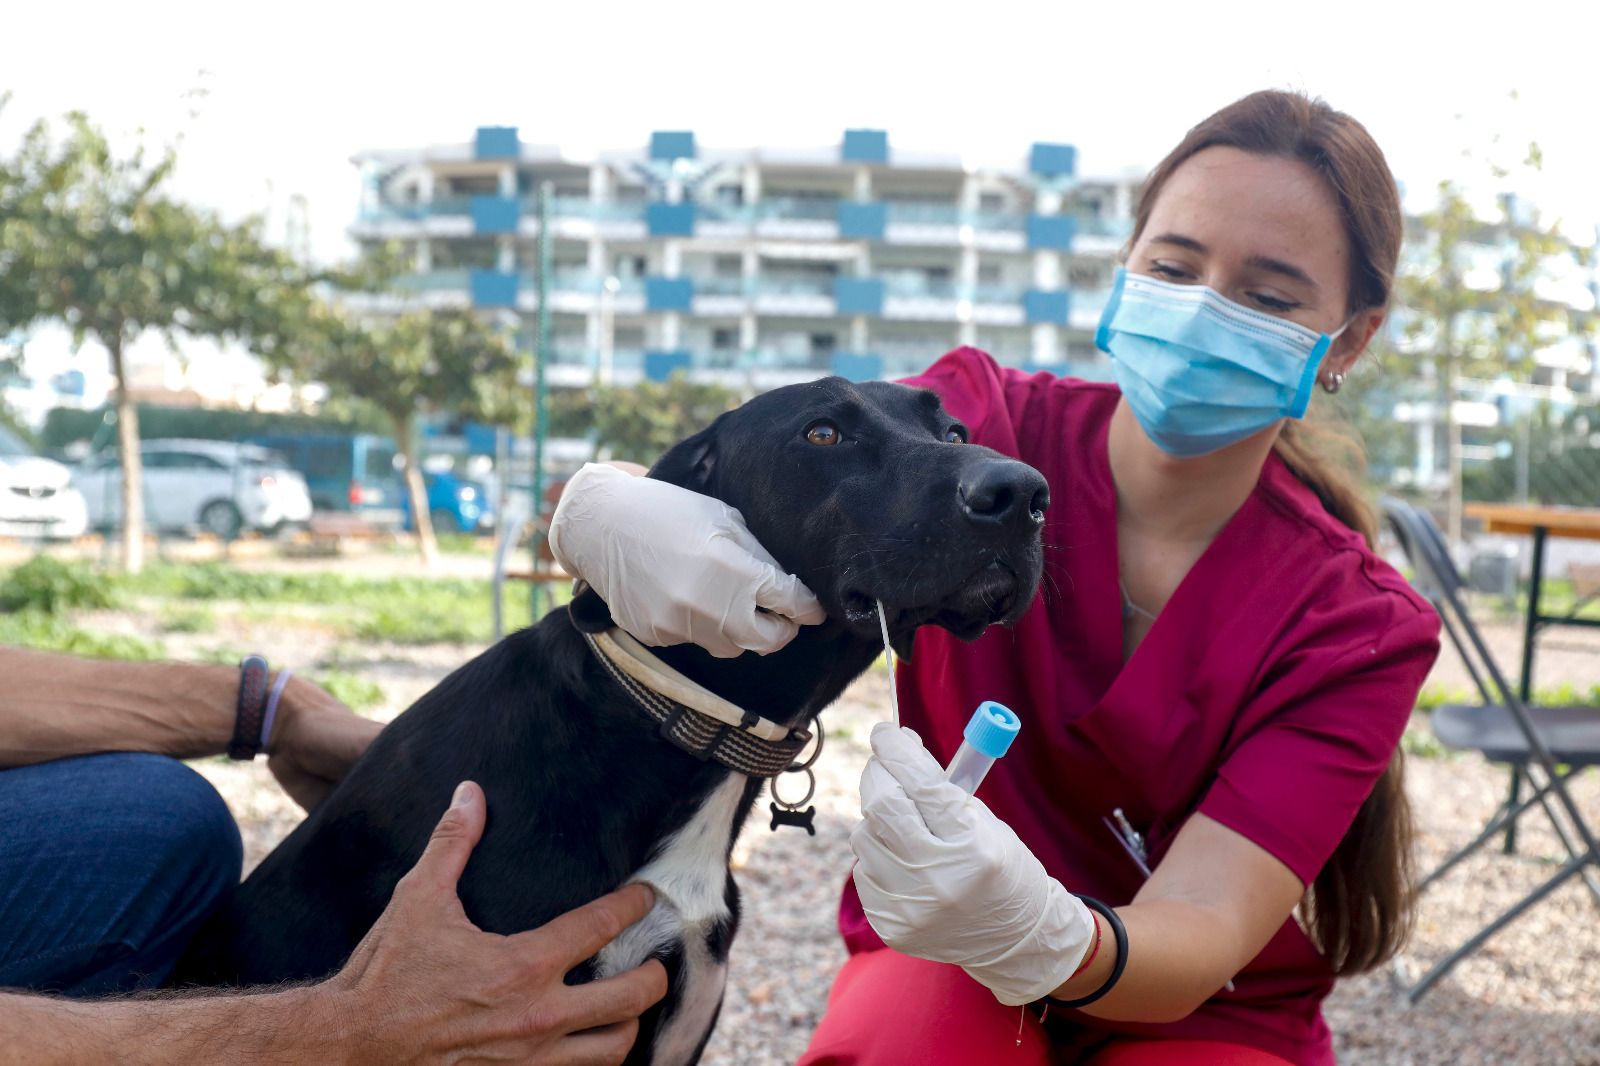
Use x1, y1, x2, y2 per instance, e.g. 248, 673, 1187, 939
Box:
5, 0, 1600, 400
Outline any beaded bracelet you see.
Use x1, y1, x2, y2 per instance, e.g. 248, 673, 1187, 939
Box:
1048, 896, 1128, 1009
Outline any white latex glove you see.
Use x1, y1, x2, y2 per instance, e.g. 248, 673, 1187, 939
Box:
548, 463, 827, 658
850, 723, 1097, 1006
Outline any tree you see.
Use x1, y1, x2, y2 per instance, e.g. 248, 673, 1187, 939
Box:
272, 295, 522, 568
1394, 161, 1570, 543
0, 109, 306, 570
548, 376, 742, 465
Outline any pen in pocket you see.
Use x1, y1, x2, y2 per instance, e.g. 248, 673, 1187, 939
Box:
1103, 807, 1235, 994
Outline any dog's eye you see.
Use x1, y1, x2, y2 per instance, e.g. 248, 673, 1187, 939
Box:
805, 421, 841, 446
944, 426, 968, 444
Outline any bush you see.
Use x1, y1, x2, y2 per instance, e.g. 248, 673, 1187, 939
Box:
0, 556, 120, 614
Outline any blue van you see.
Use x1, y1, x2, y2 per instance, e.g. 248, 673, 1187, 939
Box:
400, 470, 495, 534
247, 432, 403, 526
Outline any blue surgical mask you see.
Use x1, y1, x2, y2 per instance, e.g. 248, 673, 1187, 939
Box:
1095, 268, 1346, 458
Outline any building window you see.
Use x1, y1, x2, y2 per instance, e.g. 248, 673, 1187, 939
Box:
978, 264, 1003, 285
811, 333, 837, 354
979, 192, 1005, 212
714, 255, 742, 277
1069, 262, 1110, 289
712, 328, 739, 350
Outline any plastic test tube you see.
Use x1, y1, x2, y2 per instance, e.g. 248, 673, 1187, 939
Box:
944, 700, 1021, 794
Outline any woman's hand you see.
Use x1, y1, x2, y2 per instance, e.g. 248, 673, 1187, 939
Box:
850, 723, 1096, 1006
267, 676, 384, 810
549, 463, 826, 658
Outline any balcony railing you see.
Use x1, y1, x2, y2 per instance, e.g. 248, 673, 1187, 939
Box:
695, 276, 748, 297
753, 276, 836, 298
754, 197, 841, 222
361, 194, 1135, 245
1073, 215, 1134, 240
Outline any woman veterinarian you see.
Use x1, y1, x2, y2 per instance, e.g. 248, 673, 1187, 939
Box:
550, 90, 1441, 1065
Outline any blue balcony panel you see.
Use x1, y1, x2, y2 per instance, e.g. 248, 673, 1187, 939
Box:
646, 201, 696, 237
645, 276, 695, 312
1026, 213, 1077, 251
644, 349, 693, 381
834, 277, 886, 317
842, 128, 889, 164
470, 195, 520, 235
650, 130, 697, 160
831, 352, 883, 381
1029, 142, 1078, 178
470, 270, 519, 309
1024, 289, 1071, 325
475, 126, 519, 160
837, 201, 888, 240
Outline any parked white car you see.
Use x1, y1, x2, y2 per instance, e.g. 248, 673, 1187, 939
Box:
0, 425, 90, 540
73, 439, 314, 539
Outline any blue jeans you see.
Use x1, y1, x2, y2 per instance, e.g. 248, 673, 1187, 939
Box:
0, 752, 242, 996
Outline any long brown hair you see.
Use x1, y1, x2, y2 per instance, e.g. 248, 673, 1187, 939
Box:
1130, 90, 1414, 975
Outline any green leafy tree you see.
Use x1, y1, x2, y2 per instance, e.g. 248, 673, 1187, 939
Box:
0, 108, 306, 570
1395, 162, 1570, 543
271, 292, 523, 568
549, 376, 742, 466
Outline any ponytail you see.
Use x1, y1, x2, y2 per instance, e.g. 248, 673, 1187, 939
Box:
1273, 414, 1416, 974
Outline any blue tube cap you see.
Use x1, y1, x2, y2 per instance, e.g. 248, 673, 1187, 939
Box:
963, 701, 1021, 759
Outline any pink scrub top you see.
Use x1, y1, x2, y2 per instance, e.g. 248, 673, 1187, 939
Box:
838, 348, 1441, 1065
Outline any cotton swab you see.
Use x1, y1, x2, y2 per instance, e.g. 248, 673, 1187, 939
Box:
875, 599, 899, 728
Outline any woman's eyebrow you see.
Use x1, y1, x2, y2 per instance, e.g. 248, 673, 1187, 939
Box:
1150, 232, 1207, 254
1244, 254, 1319, 291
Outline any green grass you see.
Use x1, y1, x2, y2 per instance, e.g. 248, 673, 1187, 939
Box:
124, 562, 496, 645
0, 610, 166, 661
312, 670, 387, 712
157, 604, 215, 634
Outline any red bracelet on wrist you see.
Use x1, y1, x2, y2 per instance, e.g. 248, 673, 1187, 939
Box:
1068, 911, 1104, 982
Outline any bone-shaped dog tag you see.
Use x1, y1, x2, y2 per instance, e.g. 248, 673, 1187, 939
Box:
769, 802, 816, 835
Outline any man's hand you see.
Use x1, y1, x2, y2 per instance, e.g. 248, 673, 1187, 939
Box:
266, 676, 384, 810
327, 780, 669, 1065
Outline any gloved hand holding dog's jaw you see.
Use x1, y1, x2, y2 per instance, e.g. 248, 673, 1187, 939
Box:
851, 723, 1098, 1006
549, 463, 827, 658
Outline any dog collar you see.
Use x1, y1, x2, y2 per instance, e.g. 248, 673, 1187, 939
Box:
580, 627, 811, 778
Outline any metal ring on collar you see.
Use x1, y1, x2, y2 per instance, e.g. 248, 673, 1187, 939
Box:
770, 766, 816, 809
787, 716, 825, 773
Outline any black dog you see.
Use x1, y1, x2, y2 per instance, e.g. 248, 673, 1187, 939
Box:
172, 376, 1048, 1066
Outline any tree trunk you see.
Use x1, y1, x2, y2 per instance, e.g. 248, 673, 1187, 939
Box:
394, 415, 438, 570
109, 335, 145, 574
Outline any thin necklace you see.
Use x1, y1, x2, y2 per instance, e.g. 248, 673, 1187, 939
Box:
1119, 578, 1159, 623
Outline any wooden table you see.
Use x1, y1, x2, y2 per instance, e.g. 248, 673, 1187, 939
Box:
1465, 502, 1600, 702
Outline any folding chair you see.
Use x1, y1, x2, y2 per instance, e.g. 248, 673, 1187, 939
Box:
1380, 497, 1600, 1002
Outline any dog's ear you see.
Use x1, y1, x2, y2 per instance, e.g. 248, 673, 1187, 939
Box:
567, 580, 615, 634
647, 419, 721, 497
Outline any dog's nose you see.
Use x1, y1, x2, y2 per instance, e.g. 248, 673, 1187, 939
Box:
958, 460, 1049, 529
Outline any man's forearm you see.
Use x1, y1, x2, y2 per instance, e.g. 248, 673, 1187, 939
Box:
0, 648, 239, 768
0, 987, 349, 1066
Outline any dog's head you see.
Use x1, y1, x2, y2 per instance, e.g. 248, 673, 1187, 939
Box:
598, 376, 1048, 658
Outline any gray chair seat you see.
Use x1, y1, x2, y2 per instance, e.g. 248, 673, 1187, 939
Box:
1432, 703, 1600, 767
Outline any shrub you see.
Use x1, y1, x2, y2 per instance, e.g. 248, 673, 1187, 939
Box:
0, 556, 119, 614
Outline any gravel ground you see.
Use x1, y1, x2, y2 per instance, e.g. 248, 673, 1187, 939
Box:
148, 564, 1597, 1066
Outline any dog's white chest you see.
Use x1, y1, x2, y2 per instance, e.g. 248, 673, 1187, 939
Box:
595, 775, 745, 1066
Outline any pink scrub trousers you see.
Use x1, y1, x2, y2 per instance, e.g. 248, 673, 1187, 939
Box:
798, 949, 1296, 1066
